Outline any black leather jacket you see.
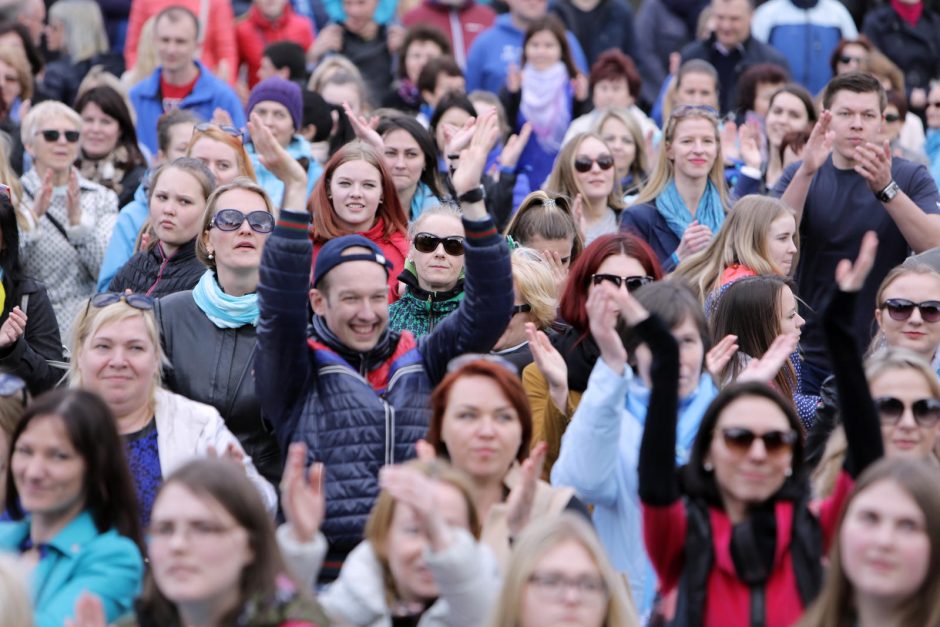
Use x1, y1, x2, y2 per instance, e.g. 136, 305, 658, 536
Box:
154, 288, 282, 484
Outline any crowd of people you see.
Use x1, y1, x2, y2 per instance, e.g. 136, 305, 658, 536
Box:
3, 0, 940, 624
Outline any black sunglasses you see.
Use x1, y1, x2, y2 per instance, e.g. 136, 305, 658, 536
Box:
211, 208, 275, 234
875, 396, 940, 427
838, 55, 864, 65
591, 273, 653, 292
574, 154, 615, 173
194, 122, 245, 144
881, 298, 940, 323
90, 292, 155, 310
720, 427, 798, 455
884, 113, 901, 123
40, 129, 80, 143
413, 232, 465, 256
511, 303, 532, 315
671, 104, 720, 119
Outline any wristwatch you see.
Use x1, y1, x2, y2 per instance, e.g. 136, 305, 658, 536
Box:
457, 185, 486, 204
876, 180, 900, 203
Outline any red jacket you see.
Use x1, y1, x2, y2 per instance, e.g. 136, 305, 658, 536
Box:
401, 0, 495, 65
125, 0, 238, 83
643, 472, 853, 627
236, 5, 315, 88
311, 216, 408, 303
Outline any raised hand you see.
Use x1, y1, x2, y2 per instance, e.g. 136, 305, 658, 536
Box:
505, 441, 548, 539
506, 64, 522, 94
443, 115, 477, 156
310, 24, 342, 61
65, 593, 107, 627
801, 110, 834, 175
342, 101, 383, 150
415, 438, 437, 462
497, 122, 532, 171
706, 333, 739, 381
586, 284, 627, 372
386, 24, 405, 53
737, 333, 799, 384
0, 307, 27, 349
720, 120, 740, 162
247, 112, 307, 208
675, 221, 713, 260
380, 463, 453, 550
32, 169, 54, 219
854, 140, 893, 193
572, 73, 589, 102
451, 109, 499, 197
739, 122, 762, 170
835, 230, 878, 293
571, 193, 588, 242
539, 247, 568, 292
526, 322, 568, 411
280, 442, 325, 544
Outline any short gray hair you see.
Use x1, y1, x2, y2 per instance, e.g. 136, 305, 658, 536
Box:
20, 101, 82, 148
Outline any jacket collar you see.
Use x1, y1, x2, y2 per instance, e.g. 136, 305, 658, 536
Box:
153, 238, 198, 262
247, 3, 296, 30
138, 60, 213, 100
397, 267, 464, 302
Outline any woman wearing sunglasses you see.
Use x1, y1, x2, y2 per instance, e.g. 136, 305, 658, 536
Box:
389, 204, 465, 338
545, 132, 625, 245
19, 101, 118, 337
548, 279, 719, 615
154, 177, 281, 484
633, 256, 883, 625
108, 157, 215, 298
622, 105, 731, 272
522, 232, 662, 478
69, 292, 276, 526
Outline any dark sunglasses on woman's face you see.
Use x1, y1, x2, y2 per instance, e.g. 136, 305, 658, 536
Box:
880, 298, 940, 323
720, 427, 798, 456
413, 232, 465, 256
875, 396, 940, 427
211, 208, 275, 233
573, 154, 615, 173
884, 113, 901, 123
91, 292, 155, 310
591, 273, 653, 292
40, 129, 80, 143
838, 55, 864, 65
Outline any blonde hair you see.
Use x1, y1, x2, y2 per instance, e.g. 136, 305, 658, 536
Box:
198, 178, 277, 269
121, 16, 158, 89
593, 108, 649, 182
511, 247, 558, 330
20, 100, 83, 149
544, 132, 625, 211
673, 195, 796, 303
69, 300, 166, 395
629, 106, 729, 210
0, 555, 33, 627
0, 47, 33, 101
869, 264, 940, 356
48, 0, 109, 63
487, 513, 639, 627
364, 459, 481, 604
308, 59, 370, 111
407, 203, 464, 240
504, 191, 583, 264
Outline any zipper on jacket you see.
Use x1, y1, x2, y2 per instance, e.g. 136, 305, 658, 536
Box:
383, 401, 395, 465
146, 245, 170, 296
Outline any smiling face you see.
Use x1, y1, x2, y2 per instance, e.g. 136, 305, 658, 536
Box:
840, 480, 930, 605
524, 29, 562, 71
385, 481, 470, 602
204, 188, 272, 277
764, 213, 798, 275
599, 117, 636, 179
80, 101, 121, 159
440, 375, 523, 483
870, 368, 940, 459
765, 92, 810, 148
150, 167, 208, 253
574, 136, 615, 204
667, 117, 718, 182
875, 273, 940, 359
30, 115, 81, 173
11, 414, 86, 520
189, 137, 241, 185
706, 396, 794, 513
827, 90, 883, 166
411, 213, 465, 292
149, 484, 254, 608
383, 129, 425, 196
310, 258, 389, 352
520, 539, 609, 627
329, 159, 383, 232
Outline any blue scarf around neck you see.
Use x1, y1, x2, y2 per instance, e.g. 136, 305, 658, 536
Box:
192, 270, 259, 329
655, 179, 725, 241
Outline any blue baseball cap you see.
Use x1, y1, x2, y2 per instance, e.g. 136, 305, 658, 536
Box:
313, 235, 393, 287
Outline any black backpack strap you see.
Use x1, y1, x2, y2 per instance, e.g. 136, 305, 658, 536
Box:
790, 492, 825, 607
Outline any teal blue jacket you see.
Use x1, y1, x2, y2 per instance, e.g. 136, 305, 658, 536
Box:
0, 511, 143, 627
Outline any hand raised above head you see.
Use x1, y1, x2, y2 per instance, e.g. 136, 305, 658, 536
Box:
835, 230, 878, 293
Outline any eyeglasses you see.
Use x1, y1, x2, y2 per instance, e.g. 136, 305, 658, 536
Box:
528, 572, 608, 601
413, 232, 465, 256
591, 273, 653, 292
511, 303, 532, 315
884, 113, 901, 123
880, 298, 940, 323
875, 396, 940, 427
210, 208, 275, 233
39, 129, 80, 143
719, 427, 798, 456
838, 55, 865, 65
573, 154, 615, 173
193, 122, 244, 143
90, 292, 155, 310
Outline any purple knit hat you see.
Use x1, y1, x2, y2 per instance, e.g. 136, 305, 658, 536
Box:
247, 77, 303, 131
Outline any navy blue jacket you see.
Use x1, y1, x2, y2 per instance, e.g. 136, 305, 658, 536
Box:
255, 210, 513, 569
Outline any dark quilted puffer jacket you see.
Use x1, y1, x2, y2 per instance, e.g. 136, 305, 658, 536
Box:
108, 239, 205, 298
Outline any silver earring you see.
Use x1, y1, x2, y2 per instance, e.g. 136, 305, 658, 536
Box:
703, 462, 714, 472
208, 252, 214, 260
784, 467, 793, 477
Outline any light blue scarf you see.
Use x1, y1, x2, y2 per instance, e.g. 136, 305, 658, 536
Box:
655, 179, 725, 241
192, 270, 259, 329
